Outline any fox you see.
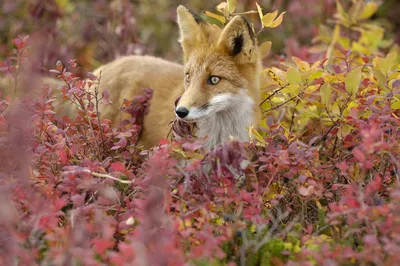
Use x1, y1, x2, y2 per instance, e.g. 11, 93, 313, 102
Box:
91, 5, 262, 149
1, 5, 262, 149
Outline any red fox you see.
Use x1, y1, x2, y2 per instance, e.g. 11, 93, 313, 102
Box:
1, 6, 262, 149
91, 5, 262, 148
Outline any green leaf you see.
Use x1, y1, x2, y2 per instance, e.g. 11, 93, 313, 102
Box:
287, 67, 302, 85
227, 0, 237, 14
320, 82, 332, 106
345, 66, 363, 95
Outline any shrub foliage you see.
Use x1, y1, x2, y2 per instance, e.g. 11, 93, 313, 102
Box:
1, 1, 400, 265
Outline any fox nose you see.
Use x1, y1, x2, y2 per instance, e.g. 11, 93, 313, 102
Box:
175, 107, 189, 118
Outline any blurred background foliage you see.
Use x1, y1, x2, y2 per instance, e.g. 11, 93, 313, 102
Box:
1, 0, 399, 76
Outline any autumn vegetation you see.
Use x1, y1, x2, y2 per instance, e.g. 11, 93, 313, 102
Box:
1, 0, 400, 265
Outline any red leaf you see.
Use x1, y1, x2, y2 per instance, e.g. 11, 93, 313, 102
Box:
92, 238, 114, 254
352, 147, 365, 162
58, 150, 68, 164
110, 161, 125, 172
87, 72, 98, 81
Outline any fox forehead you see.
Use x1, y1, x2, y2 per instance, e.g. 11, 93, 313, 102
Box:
184, 51, 248, 87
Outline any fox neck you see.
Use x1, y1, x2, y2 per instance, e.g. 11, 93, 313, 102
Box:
196, 92, 254, 148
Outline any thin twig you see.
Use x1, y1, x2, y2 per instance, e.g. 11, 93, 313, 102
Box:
289, 98, 300, 132
93, 71, 107, 155
312, 120, 340, 147
91, 172, 132, 184
259, 85, 287, 107
262, 94, 299, 114
232, 10, 259, 15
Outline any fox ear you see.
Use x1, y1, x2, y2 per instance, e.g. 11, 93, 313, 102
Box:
218, 16, 256, 61
177, 5, 204, 59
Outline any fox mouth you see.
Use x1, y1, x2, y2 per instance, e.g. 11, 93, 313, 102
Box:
176, 103, 211, 122
174, 96, 211, 122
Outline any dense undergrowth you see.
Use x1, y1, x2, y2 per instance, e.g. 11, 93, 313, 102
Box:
1, 1, 400, 265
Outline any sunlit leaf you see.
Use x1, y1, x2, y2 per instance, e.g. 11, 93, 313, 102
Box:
261, 10, 278, 28
227, 0, 237, 14
371, 68, 387, 88
255, 2, 264, 23
307, 71, 323, 83
203, 11, 226, 24
335, 0, 349, 22
269, 11, 286, 28
287, 67, 302, 85
292, 56, 310, 72
259, 41, 272, 59
304, 85, 319, 94
337, 124, 352, 139
249, 125, 266, 144
390, 100, 400, 110
216, 2, 228, 15
345, 66, 363, 95
320, 82, 332, 106
358, 2, 377, 20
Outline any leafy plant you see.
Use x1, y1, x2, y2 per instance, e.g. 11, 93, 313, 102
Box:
0, 0, 400, 265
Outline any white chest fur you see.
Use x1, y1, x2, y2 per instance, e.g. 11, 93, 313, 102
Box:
196, 91, 254, 148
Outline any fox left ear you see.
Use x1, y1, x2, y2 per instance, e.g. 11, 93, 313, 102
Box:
218, 16, 256, 61
177, 5, 204, 60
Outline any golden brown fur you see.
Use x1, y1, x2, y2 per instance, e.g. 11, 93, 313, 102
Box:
92, 55, 184, 148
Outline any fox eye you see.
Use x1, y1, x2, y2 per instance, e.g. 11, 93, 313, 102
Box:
208, 76, 221, 85
185, 73, 190, 82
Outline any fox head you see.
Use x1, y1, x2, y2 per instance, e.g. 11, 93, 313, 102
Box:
175, 5, 261, 122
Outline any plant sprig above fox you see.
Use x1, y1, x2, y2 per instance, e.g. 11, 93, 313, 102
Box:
92, 5, 262, 149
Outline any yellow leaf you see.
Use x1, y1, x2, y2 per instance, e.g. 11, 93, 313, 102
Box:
373, 52, 397, 76
292, 56, 310, 72
320, 82, 332, 106
261, 10, 278, 28
203, 11, 226, 24
287, 67, 302, 85
332, 24, 340, 42
359, 2, 377, 20
304, 85, 319, 94
227, 0, 237, 14
384, 52, 397, 75
307, 71, 323, 83
335, 0, 349, 22
391, 100, 400, 110
260, 41, 272, 58
371, 68, 387, 88
265, 68, 284, 87
345, 66, 363, 95
216, 2, 228, 15
249, 126, 266, 144
255, 2, 264, 23
337, 124, 352, 139
269, 11, 286, 28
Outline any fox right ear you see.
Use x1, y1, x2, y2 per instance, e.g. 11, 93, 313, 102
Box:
177, 5, 204, 60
